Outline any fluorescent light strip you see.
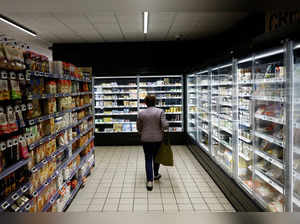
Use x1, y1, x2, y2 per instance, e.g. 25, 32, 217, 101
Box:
0, 17, 37, 37
143, 11, 148, 34
254, 48, 284, 60
294, 43, 300, 50
238, 57, 252, 64
212, 63, 232, 71
197, 70, 208, 74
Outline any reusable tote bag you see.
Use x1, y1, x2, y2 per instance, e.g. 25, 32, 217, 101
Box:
155, 132, 174, 166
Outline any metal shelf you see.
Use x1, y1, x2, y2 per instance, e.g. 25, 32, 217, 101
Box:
96, 98, 138, 101
254, 169, 284, 194
198, 125, 209, 134
254, 78, 286, 84
95, 121, 135, 124
0, 158, 31, 180
254, 149, 284, 169
28, 91, 92, 100
95, 105, 137, 109
199, 142, 209, 152
0, 181, 31, 212
96, 85, 137, 88
255, 114, 285, 125
95, 113, 137, 116
28, 70, 91, 82
139, 84, 182, 88
239, 153, 251, 161
239, 135, 252, 143
254, 131, 285, 148
27, 103, 92, 126
252, 96, 285, 102
28, 114, 93, 151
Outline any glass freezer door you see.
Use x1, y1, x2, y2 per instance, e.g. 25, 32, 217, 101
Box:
292, 44, 300, 211
252, 50, 286, 212
197, 72, 210, 153
211, 65, 234, 176
187, 75, 197, 140
237, 59, 254, 194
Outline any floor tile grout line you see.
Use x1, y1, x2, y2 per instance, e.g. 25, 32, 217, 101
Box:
166, 167, 180, 212
178, 147, 212, 211
101, 150, 122, 212
172, 149, 195, 212
86, 151, 113, 211
181, 146, 228, 211
117, 149, 131, 212
133, 147, 140, 212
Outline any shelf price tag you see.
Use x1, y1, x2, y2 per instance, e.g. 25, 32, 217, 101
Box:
12, 193, 19, 201
21, 185, 28, 193
1, 201, 10, 210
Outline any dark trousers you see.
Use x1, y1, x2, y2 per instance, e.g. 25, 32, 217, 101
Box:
143, 142, 161, 181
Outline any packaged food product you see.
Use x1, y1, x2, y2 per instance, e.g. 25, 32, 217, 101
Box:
44, 98, 57, 115
0, 107, 9, 134
46, 81, 57, 94
0, 78, 10, 101
6, 106, 18, 133
19, 136, 29, 159
10, 79, 22, 100
43, 118, 55, 136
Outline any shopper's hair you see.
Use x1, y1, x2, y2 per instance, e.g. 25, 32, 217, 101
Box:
144, 95, 156, 107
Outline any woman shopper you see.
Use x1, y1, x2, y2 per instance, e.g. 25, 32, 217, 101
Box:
136, 95, 169, 191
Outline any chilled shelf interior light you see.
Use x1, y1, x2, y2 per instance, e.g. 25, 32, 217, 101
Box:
255, 48, 284, 60
238, 57, 252, 64
294, 43, 300, 50
0, 15, 37, 37
143, 11, 148, 34
212, 63, 232, 71
197, 70, 208, 74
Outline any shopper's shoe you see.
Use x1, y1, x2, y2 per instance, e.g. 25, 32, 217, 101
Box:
154, 174, 162, 181
146, 181, 153, 191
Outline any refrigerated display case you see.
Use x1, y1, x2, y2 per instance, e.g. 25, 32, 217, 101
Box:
94, 76, 138, 133
186, 40, 300, 212
187, 74, 197, 140
94, 75, 184, 134
139, 75, 183, 132
252, 48, 286, 212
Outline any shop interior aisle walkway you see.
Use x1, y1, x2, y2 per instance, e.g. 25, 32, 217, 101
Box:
67, 146, 235, 212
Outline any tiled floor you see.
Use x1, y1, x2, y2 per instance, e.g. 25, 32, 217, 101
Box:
67, 145, 235, 213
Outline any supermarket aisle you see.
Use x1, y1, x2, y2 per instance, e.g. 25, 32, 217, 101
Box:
67, 146, 235, 212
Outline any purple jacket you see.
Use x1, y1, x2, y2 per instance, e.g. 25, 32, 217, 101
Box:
137, 107, 169, 142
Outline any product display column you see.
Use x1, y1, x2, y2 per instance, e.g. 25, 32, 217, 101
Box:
139, 75, 183, 132
197, 71, 210, 153
237, 57, 254, 193
94, 76, 138, 133
0, 44, 95, 212
187, 75, 197, 140
252, 48, 286, 212
292, 42, 300, 211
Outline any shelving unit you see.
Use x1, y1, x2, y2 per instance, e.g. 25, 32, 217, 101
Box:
0, 47, 95, 212
186, 41, 300, 212
94, 75, 184, 134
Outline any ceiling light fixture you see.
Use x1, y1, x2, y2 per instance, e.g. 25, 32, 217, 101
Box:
143, 11, 148, 34
0, 14, 37, 37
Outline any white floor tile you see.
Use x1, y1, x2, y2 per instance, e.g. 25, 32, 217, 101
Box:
66, 146, 235, 213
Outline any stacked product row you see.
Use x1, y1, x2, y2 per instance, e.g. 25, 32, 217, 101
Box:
187, 41, 300, 212
94, 76, 183, 133
0, 45, 95, 212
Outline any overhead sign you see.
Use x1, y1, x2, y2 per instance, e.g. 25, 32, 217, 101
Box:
265, 10, 300, 32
